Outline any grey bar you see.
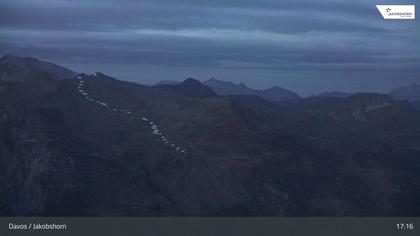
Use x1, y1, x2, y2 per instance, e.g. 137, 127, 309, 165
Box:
1, 217, 419, 236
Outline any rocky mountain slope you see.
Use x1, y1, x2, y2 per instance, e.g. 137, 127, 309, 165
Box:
1, 57, 420, 216
0, 54, 77, 82
204, 78, 300, 101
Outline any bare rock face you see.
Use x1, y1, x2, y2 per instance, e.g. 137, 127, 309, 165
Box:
1, 57, 420, 216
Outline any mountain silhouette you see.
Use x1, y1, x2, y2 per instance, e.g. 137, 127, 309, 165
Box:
311, 91, 352, 98
390, 83, 420, 110
1, 55, 420, 217
390, 83, 420, 111
0, 54, 76, 82
154, 78, 218, 98
391, 83, 420, 102
204, 78, 300, 101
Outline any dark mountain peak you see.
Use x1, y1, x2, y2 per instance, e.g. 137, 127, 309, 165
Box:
1, 54, 51, 66
86, 72, 126, 85
0, 53, 18, 61
85, 72, 107, 79
238, 82, 247, 89
94, 72, 108, 77
204, 78, 300, 101
258, 86, 300, 101
207, 77, 218, 82
265, 86, 287, 92
0, 54, 77, 82
182, 77, 202, 85
154, 77, 217, 98
205, 78, 239, 88
85, 72, 115, 80
1, 54, 35, 64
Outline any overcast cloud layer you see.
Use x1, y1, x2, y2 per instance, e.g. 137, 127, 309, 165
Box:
1, 0, 419, 95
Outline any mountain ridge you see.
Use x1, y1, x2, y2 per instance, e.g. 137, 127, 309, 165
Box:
1, 56, 420, 216
390, 83, 420, 101
311, 91, 352, 98
154, 78, 218, 98
0, 54, 77, 82
204, 78, 300, 101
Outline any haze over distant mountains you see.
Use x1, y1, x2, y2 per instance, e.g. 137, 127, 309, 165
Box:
157, 79, 420, 111
203, 78, 300, 102
156, 78, 300, 102
1, 54, 420, 217
389, 84, 420, 111
310, 91, 352, 98
391, 84, 420, 102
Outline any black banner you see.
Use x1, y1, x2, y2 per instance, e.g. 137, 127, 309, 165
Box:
1, 217, 419, 236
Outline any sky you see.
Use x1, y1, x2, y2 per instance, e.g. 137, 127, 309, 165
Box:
0, 0, 419, 96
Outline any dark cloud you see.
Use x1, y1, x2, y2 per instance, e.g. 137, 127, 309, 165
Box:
0, 0, 419, 95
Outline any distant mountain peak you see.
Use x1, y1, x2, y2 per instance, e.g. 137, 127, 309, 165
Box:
182, 77, 202, 85
238, 82, 247, 89
92, 72, 106, 77
154, 77, 217, 98
0, 53, 17, 61
391, 83, 420, 102
311, 91, 352, 98
1, 54, 46, 64
266, 86, 286, 91
204, 78, 300, 101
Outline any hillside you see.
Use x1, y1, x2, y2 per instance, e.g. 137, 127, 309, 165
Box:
0, 58, 420, 216
0, 54, 77, 81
